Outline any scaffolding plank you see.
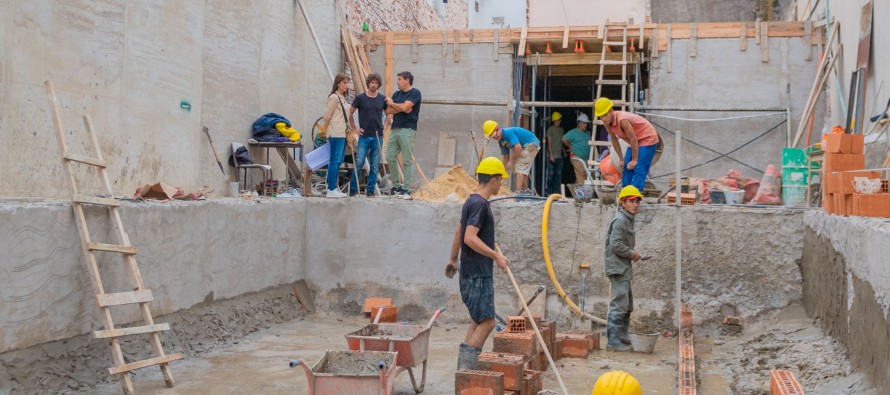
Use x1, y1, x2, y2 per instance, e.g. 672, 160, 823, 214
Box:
87, 242, 137, 254
96, 290, 154, 307
94, 323, 171, 339
73, 195, 119, 207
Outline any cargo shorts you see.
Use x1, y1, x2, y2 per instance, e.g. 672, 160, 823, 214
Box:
459, 276, 496, 324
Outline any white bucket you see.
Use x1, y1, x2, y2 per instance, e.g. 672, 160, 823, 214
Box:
629, 333, 658, 353
723, 190, 745, 205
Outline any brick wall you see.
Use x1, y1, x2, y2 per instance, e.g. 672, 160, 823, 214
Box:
349, 0, 468, 32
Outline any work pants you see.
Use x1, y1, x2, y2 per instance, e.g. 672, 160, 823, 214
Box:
349, 136, 383, 194
386, 128, 416, 190
326, 137, 346, 191
621, 144, 658, 191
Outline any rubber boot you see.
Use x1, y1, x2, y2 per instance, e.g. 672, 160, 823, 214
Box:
620, 313, 632, 345
606, 314, 632, 352
457, 343, 481, 370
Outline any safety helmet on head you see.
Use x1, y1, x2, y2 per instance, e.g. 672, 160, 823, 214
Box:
483, 120, 499, 137
476, 156, 510, 178
595, 97, 614, 117
592, 370, 642, 395
551, 112, 562, 122
618, 185, 644, 201
577, 113, 591, 124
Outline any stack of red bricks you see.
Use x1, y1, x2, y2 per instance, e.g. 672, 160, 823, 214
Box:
822, 133, 890, 217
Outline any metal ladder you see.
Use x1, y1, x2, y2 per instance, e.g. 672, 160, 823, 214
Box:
46, 81, 182, 394
587, 21, 631, 182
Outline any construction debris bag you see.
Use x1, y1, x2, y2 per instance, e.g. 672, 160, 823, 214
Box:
749, 164, 782, 205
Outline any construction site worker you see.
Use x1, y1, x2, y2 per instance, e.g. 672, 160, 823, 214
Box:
445, 157, 510, 370
348, 73, 388, 197
592, 370, 643, 395
605, 185, 645, 352
544, 112, 565, 195
482, 120, 540, 194
385, 71, 422, 198
321, 73, 353, 198
596, 97, 662, 191
561, 113, 593, 185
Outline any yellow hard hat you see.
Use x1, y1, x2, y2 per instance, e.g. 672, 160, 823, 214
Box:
551, 112, 562, 122
595, 97, 614, 117
592, 370, 642, 395
476, 156, 509, 178
618, 185, 644, 201
482, 120, 499, 137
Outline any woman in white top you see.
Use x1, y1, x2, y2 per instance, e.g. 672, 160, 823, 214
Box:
321, 73, 352, 198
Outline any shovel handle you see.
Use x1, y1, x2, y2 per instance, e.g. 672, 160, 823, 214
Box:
426, 308, 445, 328
373, 306, 385, 324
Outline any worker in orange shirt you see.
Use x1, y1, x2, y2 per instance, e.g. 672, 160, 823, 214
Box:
595, 97, 663, 191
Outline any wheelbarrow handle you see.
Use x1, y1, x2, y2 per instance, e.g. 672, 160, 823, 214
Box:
426, 308, 445, 328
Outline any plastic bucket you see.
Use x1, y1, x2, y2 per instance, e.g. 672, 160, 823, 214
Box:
709, 190, 726, 204
630, 333, 658, 353
782, 186, 807, 207
724, 190, 745, 205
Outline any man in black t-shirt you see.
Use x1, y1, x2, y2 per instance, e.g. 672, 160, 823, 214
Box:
445, 157, 510, 370
384, 71, 422, 197
349, 73, 388, 196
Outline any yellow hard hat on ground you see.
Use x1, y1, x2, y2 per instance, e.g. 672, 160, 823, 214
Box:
618, 185, 644, 201
595, 97, 614, 117
592, 370, 642, 395
483, 120, 499, 137
476, 156, 509, 178
551, 112, 562, 122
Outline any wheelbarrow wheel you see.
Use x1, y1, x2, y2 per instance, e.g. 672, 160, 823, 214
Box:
406, 360, 428, 393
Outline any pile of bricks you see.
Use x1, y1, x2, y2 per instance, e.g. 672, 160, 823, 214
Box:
769, 370, 806, 395
822, 134, 890, 217
678, 304, 697, 395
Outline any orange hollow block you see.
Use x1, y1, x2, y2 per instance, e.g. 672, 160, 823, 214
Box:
835, 171, 882, 195
822, 191, 833, 213
523, 369, 543, 395
477, 352, 526, 391
852, 193, 890, 218
883, 179, 889, 193
362, 298, 392, 315
507, 316, 527, 333
770, 370, 806, 395
833, 193, 846, 216
566, 330, 600, 351
823, 133, 852, 153
556, 333, 589, 358
494, 331, 538, 359
455, 370, 504, 395
850, 133, 865, 154
370, 305, 398, 323
823, 153, 865, 175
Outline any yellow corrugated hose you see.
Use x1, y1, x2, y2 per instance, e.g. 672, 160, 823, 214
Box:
542, 194, 607, 325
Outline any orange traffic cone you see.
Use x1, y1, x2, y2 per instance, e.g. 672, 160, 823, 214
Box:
605, 44, 612, 53
545, 41, 552, 54
574, 40, 585, 54
629, 38, 636, 52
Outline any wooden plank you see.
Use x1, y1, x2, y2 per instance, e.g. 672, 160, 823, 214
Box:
437, 133, 456, 167
493, 29, 499, 61
385, 32, 394, 95
651, 24, 658, 58
72, 195, 119, 207
526, 53, 640, 66
96, 290, 154, 307
87, 242, 137, 254
761, 22, 769, 62
453, 29, 460, 62
518, 26, 528, 56
107, 354, 183, 375
689, 23, 697, 57
740, 23, 748, 51
65, 154, 106, 168
562, 26, 569, 48
595, 79, 628, 85
95, 323, 169, 338
804, 20, 812, 61
755, 18, 761, 44
666, 24, 672, 73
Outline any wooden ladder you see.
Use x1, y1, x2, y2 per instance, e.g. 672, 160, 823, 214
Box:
587, 21, 631, 175
45, 81, 182, 394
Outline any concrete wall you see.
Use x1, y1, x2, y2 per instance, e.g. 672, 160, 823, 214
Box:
528, 0, 649, 26
349, 0, 468, 32
647, 36, 820, 180
0, 0, 341, 199
1, 198, 805, 354
367, 42, 515, 184
651, 0, 760, 23
469, 0, 527, 29
802, 211, 890, 391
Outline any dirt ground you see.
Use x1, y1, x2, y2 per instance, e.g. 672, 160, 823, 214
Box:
78, 305, 876, 394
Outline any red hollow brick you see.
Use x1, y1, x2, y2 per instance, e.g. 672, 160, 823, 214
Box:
556, 333, 589, 358
507, 316, 527, 333
455, 369, 504, 395
523, 369, 543, 395
770, 370, 806, 395
566, 330, 601, 351
477, 352, 526, 391
493, 331, 538, 359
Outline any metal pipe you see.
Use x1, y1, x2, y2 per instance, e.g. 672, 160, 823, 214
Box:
530, 61, 538, 194
674, 130, 682, 330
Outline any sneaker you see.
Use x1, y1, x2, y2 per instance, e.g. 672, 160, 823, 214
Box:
394, 188, 412, 200
326, 189, 347, 198
348, 189, 357, 197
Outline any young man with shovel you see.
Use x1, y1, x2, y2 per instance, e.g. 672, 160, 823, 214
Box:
605, 185, 645, 352
445, 157, 510, 370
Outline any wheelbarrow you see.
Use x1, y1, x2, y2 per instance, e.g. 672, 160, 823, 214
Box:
289, 350, 398, 395
344, 309, 444, 393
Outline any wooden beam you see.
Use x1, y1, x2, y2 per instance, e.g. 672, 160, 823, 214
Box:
385, 32, 394, 95
518, 26, 528, 56
562, 26, 569, 48
524, 53, 641, 66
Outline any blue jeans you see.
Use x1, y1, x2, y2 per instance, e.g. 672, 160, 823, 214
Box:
545, 157, 563, 195
326, 137, 346, 191
621, 144, 657, 191
349, 136, 382, 193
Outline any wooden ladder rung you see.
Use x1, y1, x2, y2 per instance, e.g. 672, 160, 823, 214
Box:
603, 41, 626, 46
588, 141, 612, 146
605, 21, 628, 27
595, 79, 628, 85
65, 154, 106, 168
88, 242, 137, 254
95, 322, 170, 339
72, 195, 119, 207
107, 353, 183, 375
599, 60, 628, 65
96, 289, 153, 307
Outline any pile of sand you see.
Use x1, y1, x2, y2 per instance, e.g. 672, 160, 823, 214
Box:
412, 165, 512, 202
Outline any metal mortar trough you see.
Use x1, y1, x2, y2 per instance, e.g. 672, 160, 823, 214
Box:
290, 350, 398, 395
630, 333, 659, 353
569, 183, 596, 203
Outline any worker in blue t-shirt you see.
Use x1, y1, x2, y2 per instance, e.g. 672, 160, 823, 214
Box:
482, 120, 540, 194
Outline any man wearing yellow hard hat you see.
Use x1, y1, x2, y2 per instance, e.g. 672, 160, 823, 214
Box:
604, 185, 645, 352
596, 97, 663, 191
482, 120, 540, 194
445, 157, 510, 370
544, 112, 565, 195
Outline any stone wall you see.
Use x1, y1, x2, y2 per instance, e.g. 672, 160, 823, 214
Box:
349, 0, 468, 32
